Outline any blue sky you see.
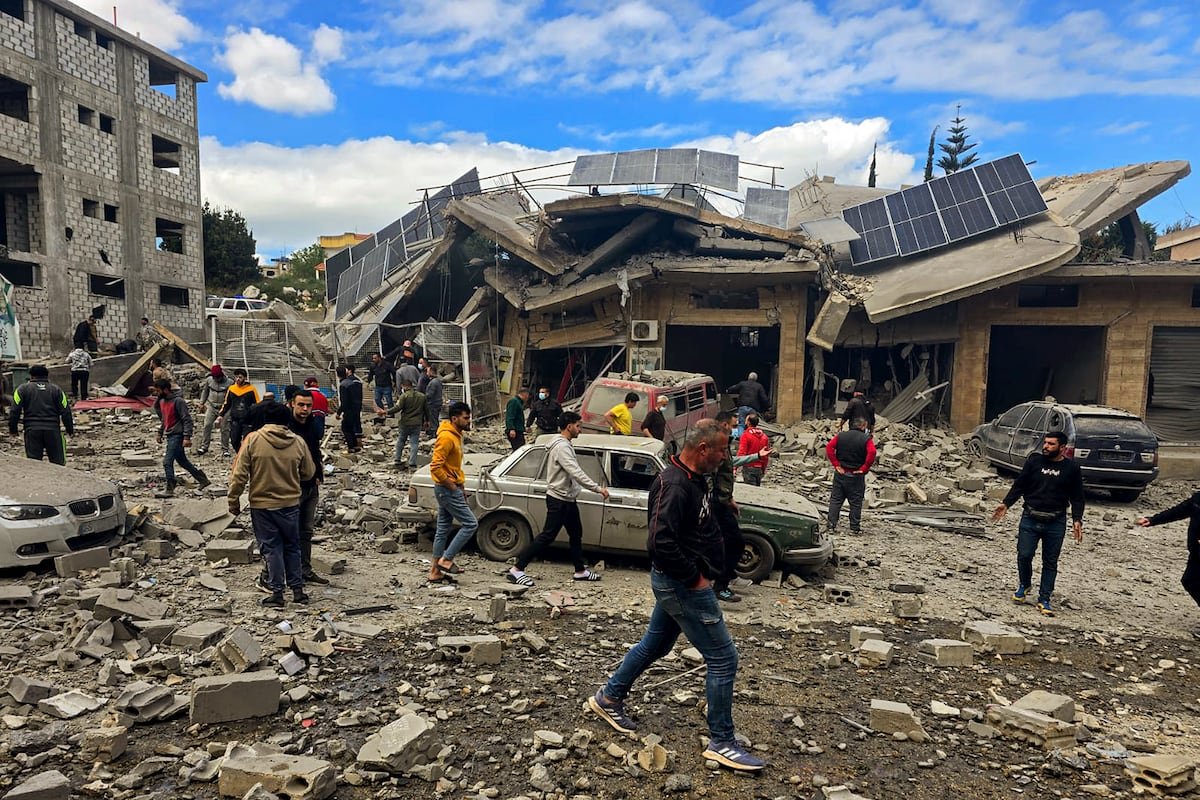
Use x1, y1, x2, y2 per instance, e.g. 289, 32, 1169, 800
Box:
83, 0, 1200, 257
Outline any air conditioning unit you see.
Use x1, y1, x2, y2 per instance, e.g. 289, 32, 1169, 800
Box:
630, 319, 659, 342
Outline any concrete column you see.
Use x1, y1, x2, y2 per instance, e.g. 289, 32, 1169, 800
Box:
32, 5, 69, 350
950, 302, 989, 433
115, 45, 144, 336
774, 285, 806, 425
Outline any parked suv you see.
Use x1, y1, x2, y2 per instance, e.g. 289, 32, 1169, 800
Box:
579, 371, 719, 452
970, 402, 1159, 501
206, 296, 269, 320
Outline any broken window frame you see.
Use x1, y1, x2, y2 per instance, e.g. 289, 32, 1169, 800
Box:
0, 259, 36, 287
158, 284, 188, 307
147, 57, 178, 99
103, 203, 118, 223
87, 273, 124, 299
151, 134, 181, 173
0, 74, 31, 122
82, 198, 99, 219
154, 217, 184, 254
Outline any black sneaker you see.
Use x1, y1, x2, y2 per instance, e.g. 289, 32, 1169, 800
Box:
292, 590, 310, 604
254, 573, 273, 594
716, 587, 742, 603
587, 690, 637, 735
303, 570, 330, 585
702, 740, 766, 772
261, 593, 285, 608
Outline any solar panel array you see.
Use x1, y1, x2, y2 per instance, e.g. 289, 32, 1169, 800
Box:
743, 187, 790, 229
333, 168, 481, 318
568, 149, 739, 192
841, 154, 1047, 266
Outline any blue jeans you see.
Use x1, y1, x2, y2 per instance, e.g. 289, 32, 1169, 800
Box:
603, 570, 739, 742
252, 506, 302, 592
163, 434, 203, 483
313, 414, 326, 440
374, 386, 393, 409
1017, 511, 1067, 604
394, 426, 422, 467
433, 485, 478, 561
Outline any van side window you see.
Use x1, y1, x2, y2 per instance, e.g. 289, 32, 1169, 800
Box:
671, 394, 686, 416
687, 385, 705, 411
1048, 410, 1065, 432
704, 382, 717, 402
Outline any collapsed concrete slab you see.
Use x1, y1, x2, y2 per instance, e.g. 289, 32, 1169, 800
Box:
92, 588, 167, 621
985, 704, 1077, 750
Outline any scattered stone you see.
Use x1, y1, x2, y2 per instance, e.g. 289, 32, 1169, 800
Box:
356, 711, 442, 775
437, 634, 502, 665
172, 620, 229, 649
143, 539, 175, 559
37, 689, 104, 719
215, 627, 263, 673
930, 700, 960, 717
190, 671, 281, 724
54, 546, 111, 577
1125, 754, 1197, 795
961, 620, 1033, 654
310, 549, 346, 574
870, 699, 924, 736
2, 769, 70, 800
892, 597, 922, 619
888, 582, 925, 594
986, 704, 1078, 750
8, 676, 60, 705
204, 539, 256, 565
218, 742, 336, 799
917, 638, 973, 667
857, 639, 894, 668
81, 725, 129, 762
335, 621, 383, 640
849, 626, 884, 648
1012, 690, 1076, 722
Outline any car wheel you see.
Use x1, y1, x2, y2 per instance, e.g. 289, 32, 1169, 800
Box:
735, 532, 777, 583
1110, 488, 1143, 503
967, 437, 985, 458
476, 513, 532, 562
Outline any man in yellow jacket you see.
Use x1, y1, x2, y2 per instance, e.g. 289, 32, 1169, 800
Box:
429, 401, 477, 582
228, 403, 316, 607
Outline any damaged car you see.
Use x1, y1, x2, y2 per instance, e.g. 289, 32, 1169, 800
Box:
405, 434, 831, 581
0, 456, 127, 569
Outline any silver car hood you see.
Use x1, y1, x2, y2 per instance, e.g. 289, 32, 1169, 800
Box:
733, 483, 820, 519
0, 454, 119, 505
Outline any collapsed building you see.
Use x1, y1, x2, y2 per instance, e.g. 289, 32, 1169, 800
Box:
311, 150, 1196, 465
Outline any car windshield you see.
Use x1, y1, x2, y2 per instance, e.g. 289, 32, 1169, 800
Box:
584, 386, 647, 420
1073, 416, 1155, 439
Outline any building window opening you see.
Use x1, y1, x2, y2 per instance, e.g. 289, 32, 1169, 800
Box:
82, 198, 99, 218
0, 76, 30, 122
0, 260, 36, 286
1017, 284, 1079, 308
88, 273, 125, 298
151, 135, 181, 173
147, 58, 178, 99
95, 31, 112, 50
159, 284, 188, 307
0, 1, 26, 21
155, 217, 184, 253
103, 204, 118, 223
99, 114, 114, 134
77, 104, 95, 126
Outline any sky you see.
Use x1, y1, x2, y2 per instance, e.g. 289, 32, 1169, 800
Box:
81, 0, 1200, 258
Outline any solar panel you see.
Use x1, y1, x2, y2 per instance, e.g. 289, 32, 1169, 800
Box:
796, 216, 860, 243
568, 149, 740, 190
697, 150, 739, 191
743, 187, 790, 229
612, 149, 658, 184
654, 149, 697, 184
324, 248, 352, 301
568, 153, 617, 185
841, 153, 1045, 266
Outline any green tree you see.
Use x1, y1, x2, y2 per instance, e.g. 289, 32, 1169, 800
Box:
923, 127, 938, 183
202, 201, 259, 292
936, 106, 980, 175
257, 242, 328, 308
1077, 219, 1167, 262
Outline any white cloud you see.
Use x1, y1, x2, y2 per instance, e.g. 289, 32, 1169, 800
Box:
1099, 120, 1151, 135
217, 27, 338, 115
558, 121, 711, 145
200, 118, 914, 252
72, 0, 198, 50
311, 24, 345, 65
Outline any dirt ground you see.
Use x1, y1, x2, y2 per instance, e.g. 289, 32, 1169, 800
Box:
1, 405, 1199, 799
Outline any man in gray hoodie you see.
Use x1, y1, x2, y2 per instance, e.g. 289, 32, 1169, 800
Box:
195, 364, 234, 456
153, 378, 209, 497
507, 411, 609, 586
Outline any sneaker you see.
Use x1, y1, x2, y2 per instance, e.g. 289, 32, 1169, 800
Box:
221, 449, 231, 458
260, 593, 285, 608
254, 574, 273, 594
303, 570, 330, 585
195, 447, 207, 456
292, 590, 310, 605
1037, 600, 1055, 617
587, 691, 637, 735
702, 740, 766, 772
716, 587, 742, 603
1012, 586, 1028, 604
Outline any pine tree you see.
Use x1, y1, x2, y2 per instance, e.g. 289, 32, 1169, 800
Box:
937, 105, 979, 175
867, 142, 877, 188
923, 127, 938, 183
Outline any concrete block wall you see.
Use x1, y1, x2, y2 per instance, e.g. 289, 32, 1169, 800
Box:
63, 173, 124, 266
4, 190, 29, 250
12, 284, 48, 353
53, 12, 116, 94
59, 94, 119, 182
136, 124, 199, 207
142, 281, 200, 331
131, 51, 195, 128
0, 6, 36, 58
67, 267, 127, 343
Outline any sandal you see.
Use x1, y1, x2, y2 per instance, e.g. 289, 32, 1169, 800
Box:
573, 571, 602, 582
437, 559, 464, 575
427, 570, 456, 584
507, 572, 535, 587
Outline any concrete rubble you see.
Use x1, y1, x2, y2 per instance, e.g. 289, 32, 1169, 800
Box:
217, 742, 336, 799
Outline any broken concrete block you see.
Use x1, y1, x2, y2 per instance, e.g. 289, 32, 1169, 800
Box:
175, 529, 204, 548
309, 549, 346, 575
986, 704, 1077, 750
519, 631, 549, 654
961, 620, 1033, 655
115, 681, 184, 723
823, 584, 854, 606
905, 483, 928, 504
2, 769, 71, 799
143, 539, 175, 559
116, 653, 181, 678
215, 627, 263, 673
849, 626, 884, 648
217, 743, 336, 799
930, 700, 960, 717
54, 546, 111, 577
293, 638, 334, 659
927, 486, 952, 504
205, 539, 256, 565
888, 582, 925, 594
277, 652, 306, 676
917, 638, 973, 667
171, 620, 228, 650
892, 597, 923, 619
377, 538, 399, 554
1125, 754, 1197, 796
870, 699, 923, 735
8, 676, 60, 705
1012, 690, 1076, 723
334, 621, 383, 640
81, 725, 128, 762
957, 477, 986, 492
950, 495, 982, 512
857, 639, 894, 668
437, 634, 502, 665
190, 671, 281, 725
92, 588, 167, 621
37, 689, 104, 719
128, 619, 178, 644
0, 585, 34, 610
122, 451, 157, 467
356, 712, 440, 774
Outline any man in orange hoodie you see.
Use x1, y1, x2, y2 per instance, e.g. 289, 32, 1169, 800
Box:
429, 401, 477, 582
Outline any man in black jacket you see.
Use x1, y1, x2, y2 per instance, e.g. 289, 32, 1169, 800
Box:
1138, 495, 1200, 623
336, 364, 364, 452
726, 372, 769, 426
992, 431, 1085, 617
526, 386, 562, 436
587, 419, 765, 773
8, 364, 73, 465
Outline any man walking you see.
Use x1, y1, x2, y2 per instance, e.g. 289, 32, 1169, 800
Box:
727, 372, 769, 426
640, 395, 670, 440
66, 345, 92, 402
526, 385, 562, 436
505, 388, 530, 451
153, 377, 209, 497
1138, 495, 1200, 629
992, 431, 1084, 616
587, 420, 765, 772
428, 401, 477, 582
423, 365, 443, 439
229, 403, 315, 607
196, 365, 234, 456
837, 389, 876, 433
8, 364, 73, 465
367, 353, 396, 410
737, 414, 771, 486
257, 388, 328, 591
508, 411, 609, 586
379, 378, 428, 469
605, 392, 639, 435
216, 368, 259, 452
713, 411, 771, 602
826, 418, 876, 534
336, 364, 364, 452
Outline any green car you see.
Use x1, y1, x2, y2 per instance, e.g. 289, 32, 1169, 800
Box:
405, 434, 832, 582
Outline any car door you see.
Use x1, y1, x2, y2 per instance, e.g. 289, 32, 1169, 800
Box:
495, 446, 547, 526
570, 447, 609, 546
1009, 405, 1049, 465
601, 451, 661, 552
986, 404, 1028, 466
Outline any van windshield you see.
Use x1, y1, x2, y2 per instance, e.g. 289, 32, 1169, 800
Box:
584, 387, 648, 421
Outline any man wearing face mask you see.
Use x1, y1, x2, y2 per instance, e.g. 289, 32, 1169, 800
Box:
526, 386, 562, 437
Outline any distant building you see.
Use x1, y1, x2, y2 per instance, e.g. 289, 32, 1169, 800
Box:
319, 232, 370, 260
260, 255, 290, 280
0, 0, 207, 355
1155, 224, 1200, 261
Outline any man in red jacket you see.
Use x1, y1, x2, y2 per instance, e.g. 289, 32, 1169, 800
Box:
825, 418, 876, 534
736, 414, 771, 486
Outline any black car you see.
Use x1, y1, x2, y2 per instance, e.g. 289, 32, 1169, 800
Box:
970, 402, 1159, 501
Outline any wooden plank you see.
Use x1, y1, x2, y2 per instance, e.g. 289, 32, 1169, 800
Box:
151, 322, 211, 370
114, 341, 168, 391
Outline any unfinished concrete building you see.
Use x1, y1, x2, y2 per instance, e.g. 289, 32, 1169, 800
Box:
0, 0, 206, 355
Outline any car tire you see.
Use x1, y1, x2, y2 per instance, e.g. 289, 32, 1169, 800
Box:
476, 512, 532, 562
1110, 488, 1143, 503
735, 532, 777, 583
967, 438, 985, 458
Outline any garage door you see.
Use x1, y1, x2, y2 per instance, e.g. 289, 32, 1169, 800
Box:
1146, 326, 1200, 442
